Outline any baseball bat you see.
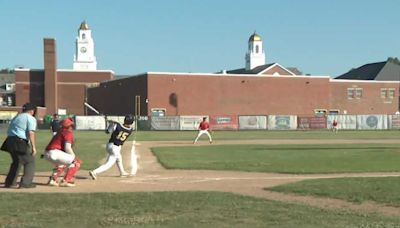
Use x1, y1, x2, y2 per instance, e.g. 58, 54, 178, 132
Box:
83, 102, 108, 130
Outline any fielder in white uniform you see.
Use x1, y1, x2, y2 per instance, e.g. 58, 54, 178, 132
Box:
89, 115, 135, 180
193, 117, 212, 144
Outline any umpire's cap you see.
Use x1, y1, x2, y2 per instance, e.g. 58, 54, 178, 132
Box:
22, 103, 36, 112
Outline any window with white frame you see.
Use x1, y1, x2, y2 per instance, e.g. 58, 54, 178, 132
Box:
389, 88, 395, 99
355, 88, 363, 99
347, 88, 355, 99
381, 88, 387, 98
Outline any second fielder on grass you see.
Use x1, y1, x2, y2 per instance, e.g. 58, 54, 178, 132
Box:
193, 117, 212, 144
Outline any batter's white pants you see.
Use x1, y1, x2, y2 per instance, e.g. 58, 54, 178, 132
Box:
45, 149, 75, 166
92, 143, 127, 175
194, 130, 212, 143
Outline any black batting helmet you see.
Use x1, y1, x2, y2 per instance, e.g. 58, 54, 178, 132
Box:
124, 115, 134, 125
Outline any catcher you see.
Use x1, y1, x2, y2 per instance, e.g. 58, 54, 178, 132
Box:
89, 115, 134, 180
43, 118, 81, 187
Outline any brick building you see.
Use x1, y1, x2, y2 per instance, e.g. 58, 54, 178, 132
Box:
14, 22, 114, 116
10, 30, 400, 117
87, 32, 400, 116
87, 72, 399, 116
15, 39, 113, 115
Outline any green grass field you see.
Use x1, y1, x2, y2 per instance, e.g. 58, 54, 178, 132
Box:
2, 130, 400, 227
135, 130, 400, 141
0, 131, 109, 174
268, 176, 400, 207
0, 191, 399, 228
2, 129, 398, 174
152, 144, 400, 173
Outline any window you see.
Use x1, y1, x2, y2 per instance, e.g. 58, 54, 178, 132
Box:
314, 109, 327, 117
82, 33, 86, 39
389, 88, 395, 99
151, 108, 166, 117
355, 88, 363, 99
381, 88, 387, 98
255, 45, 259, 53
329, 110, 340, 115
347, 88, 355, 99
347, 88, 362, 99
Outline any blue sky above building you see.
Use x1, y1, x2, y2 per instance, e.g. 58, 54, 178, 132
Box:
0, 0, 398, 76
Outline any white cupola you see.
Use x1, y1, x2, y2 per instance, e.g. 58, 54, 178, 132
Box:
73, 21, 97, 71
245, 32, 266, 70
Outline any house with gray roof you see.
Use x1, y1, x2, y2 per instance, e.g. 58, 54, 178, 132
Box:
336, 57, 400, 81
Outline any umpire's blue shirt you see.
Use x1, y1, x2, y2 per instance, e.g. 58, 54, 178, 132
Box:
7, 113, 37, 140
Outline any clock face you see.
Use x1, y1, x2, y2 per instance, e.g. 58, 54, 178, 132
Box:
80, 47, 87, 53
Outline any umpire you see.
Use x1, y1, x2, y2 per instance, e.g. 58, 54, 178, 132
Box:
2, 103, 38, 188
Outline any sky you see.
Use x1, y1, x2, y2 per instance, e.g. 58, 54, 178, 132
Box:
0, 0, 398, 76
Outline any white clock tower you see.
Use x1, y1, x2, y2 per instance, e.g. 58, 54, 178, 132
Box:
245, 32, 266, 70
73, 21, 97, 71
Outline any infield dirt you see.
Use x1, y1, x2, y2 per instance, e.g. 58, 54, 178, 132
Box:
1, 139, 400, 217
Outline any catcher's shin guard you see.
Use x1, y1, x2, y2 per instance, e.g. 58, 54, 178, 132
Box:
51, 165, 67, 182
64, 158, 82, 183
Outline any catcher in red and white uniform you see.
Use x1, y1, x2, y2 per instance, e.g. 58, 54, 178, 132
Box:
193, 117, 212, 144
44, 118, 81, 187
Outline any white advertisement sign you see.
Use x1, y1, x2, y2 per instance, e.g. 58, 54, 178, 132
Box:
239, 116, 267, 130
267, 115, 297, 130
151, 116, 180, 130
327, 115, 357, 130
75, 116, 106, 130
180, 116, 207, 130
356, 115, 388, 130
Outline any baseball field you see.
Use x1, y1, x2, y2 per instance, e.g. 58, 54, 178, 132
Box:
1, 130, 400, 227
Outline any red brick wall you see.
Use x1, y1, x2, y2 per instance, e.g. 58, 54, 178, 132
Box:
15, 70, 45, 107
44, 39, 58, 114
56, 71, 114, 115
58, 71, 113, 83
15, 69, 113, 115
147, 74, 331, 116
329, 81, 399, 114
86, 73, 400, 116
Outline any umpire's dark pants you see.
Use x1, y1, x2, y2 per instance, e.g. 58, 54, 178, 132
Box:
5, 150, 35, 187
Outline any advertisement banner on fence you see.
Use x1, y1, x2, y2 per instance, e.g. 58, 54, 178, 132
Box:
356, 115, 388, 130
107, 116, 125, 123
209, 115, 238, 130
137, 116, 151, 130
239, 116, 267, 130
0, 111, 17, 120
180, 116, 207, 130
151, 116, 180, 130
298, 117, 327, 129
388, 115, 400, 129
327, 115, 357, 129
75, 116, 106, 130
267, 115, 297, 130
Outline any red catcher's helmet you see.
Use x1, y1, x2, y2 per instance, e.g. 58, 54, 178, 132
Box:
62, 118, 75, 128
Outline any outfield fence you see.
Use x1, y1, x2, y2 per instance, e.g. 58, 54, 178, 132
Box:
71, 114, 400, 131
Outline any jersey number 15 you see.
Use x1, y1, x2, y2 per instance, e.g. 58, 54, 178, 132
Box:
117, 131, 129, 141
